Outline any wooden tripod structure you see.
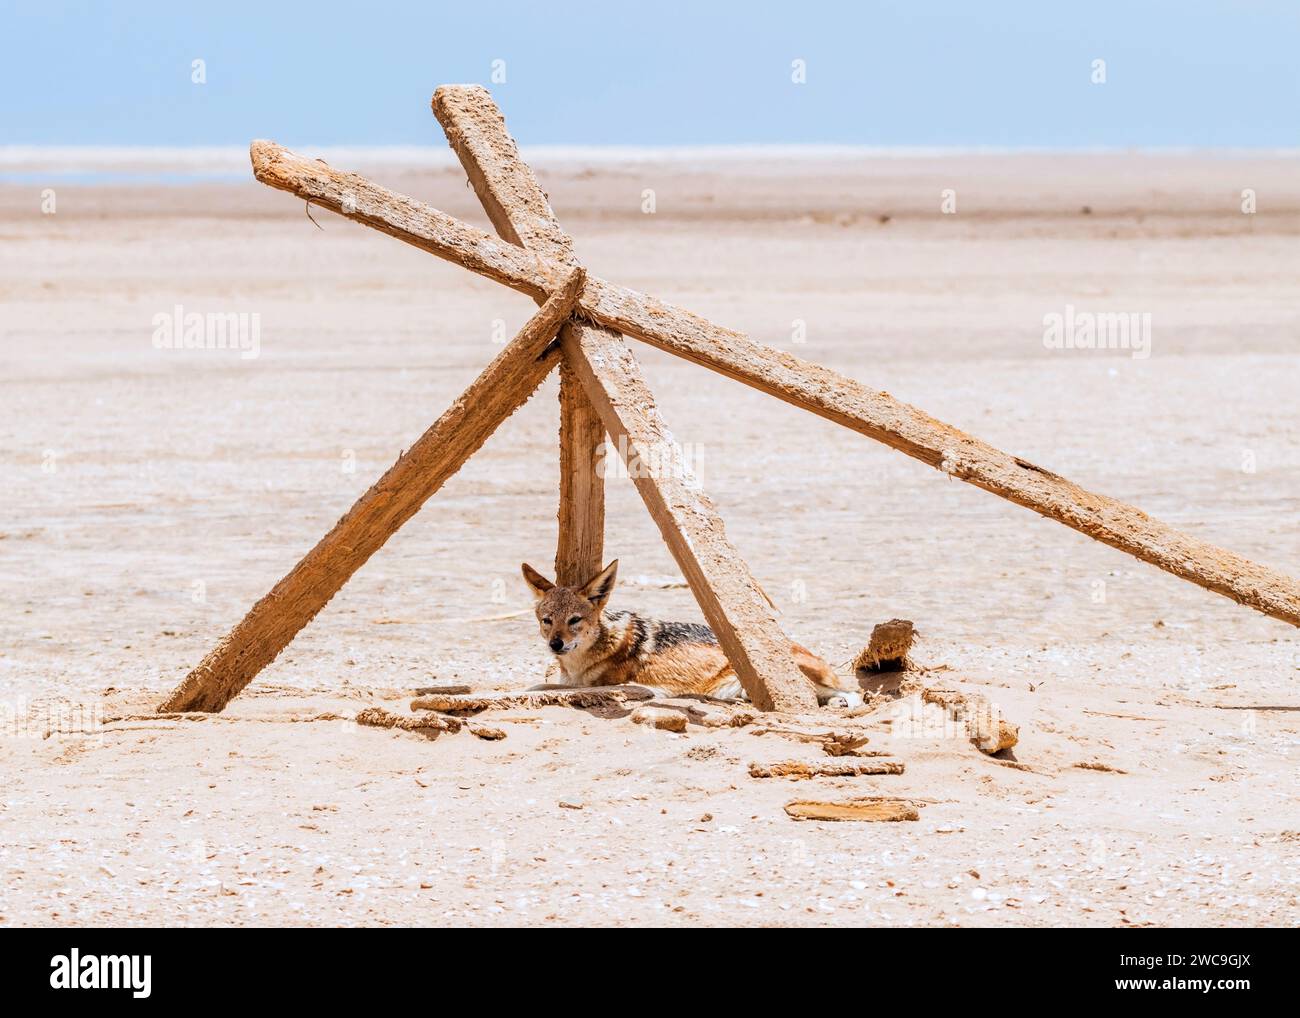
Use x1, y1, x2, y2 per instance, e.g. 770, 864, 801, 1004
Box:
160, 85, 1300, 716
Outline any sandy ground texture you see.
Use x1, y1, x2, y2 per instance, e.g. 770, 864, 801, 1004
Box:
1, 151, 1299, 927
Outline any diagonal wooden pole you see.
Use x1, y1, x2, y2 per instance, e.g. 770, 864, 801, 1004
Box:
158, 269, 585, 713
250, 137, 1300, 629
432, 85, 605, 588
563, 326, 814, 711
431, 84, 814, 712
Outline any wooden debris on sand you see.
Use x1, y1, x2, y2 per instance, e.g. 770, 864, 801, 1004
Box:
853, 618, 916, 694
922, 687, 1020, 754
410, 685, 656, 716
355, 707, 462, 734
749, 759, 905, 779
785, 799, 921, 822
357, 707, 505, 740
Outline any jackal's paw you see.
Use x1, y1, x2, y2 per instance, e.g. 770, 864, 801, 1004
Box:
821, 690, 864, 709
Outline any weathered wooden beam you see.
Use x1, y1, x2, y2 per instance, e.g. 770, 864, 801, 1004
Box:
430, 85, 580, 263
431, 85, 607, 588
554, 354, 608, 585
249, 140, 1300, 628
565, 326, 817, 712
157, 269, 585, 713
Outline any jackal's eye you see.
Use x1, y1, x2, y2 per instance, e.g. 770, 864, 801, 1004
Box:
568, 616, 582, 627
541, 617, 551, 626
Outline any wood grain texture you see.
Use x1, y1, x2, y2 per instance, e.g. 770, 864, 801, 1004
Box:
431, 85, 608, 589
554, 353, 608, 585
566, 326, 817, 713
157, 269, 585, 713
249, 138, 1300, 629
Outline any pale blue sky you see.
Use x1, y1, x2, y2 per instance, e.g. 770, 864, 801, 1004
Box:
3, 0, 1296, 147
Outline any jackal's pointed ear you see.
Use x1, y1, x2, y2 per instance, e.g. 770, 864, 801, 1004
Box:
579, 559, 619, 609
521, 563, 555, 599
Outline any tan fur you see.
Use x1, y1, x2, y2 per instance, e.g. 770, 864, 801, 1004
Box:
520, 560, 859, 705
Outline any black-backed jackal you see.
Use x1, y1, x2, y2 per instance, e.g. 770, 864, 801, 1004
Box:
521, 560, 862, 706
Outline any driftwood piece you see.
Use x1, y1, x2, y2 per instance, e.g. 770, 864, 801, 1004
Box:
249, 137, 1300, 629
922, 687, 1020, 754
355, 707, 462, 734
410, 685, 656, 716
567, 326, 816, 713
430, 85, 607, 589
748, 759, 905, 779
785, 799, 920, 822
157, 269, 585, 713
853, 618, 916, 695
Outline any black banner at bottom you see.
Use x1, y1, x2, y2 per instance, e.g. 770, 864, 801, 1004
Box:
0, 927, 1284, 1005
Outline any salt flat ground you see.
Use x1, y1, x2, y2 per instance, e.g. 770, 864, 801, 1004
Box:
1, 152, 1297, 926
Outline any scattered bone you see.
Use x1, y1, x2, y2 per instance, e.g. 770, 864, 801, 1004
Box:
853, 618, 916, 693
785, 798, 920, 822
630, 706, 688, 732
748, 759, 905, 779
922, 687, 1019, 754
410, 685, 656, 716
355, 707, 462, 734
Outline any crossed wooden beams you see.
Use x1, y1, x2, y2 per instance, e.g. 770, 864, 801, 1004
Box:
160, 85, 1300, 716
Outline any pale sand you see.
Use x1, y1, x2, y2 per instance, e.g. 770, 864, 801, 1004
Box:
1, 153, 1298, 926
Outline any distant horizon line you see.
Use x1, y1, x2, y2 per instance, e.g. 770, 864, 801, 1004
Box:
4, 142, 1300, 177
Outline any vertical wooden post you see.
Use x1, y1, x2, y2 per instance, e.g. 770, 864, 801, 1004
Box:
555, 340, 607, 585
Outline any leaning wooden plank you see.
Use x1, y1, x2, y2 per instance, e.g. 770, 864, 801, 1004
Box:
251, 140, 556, 298
249, 141, 1300, 627
157, 269, 585, 713
431, 86, 607, 588
431, 84, 579, 265
566, 327, 817, 713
